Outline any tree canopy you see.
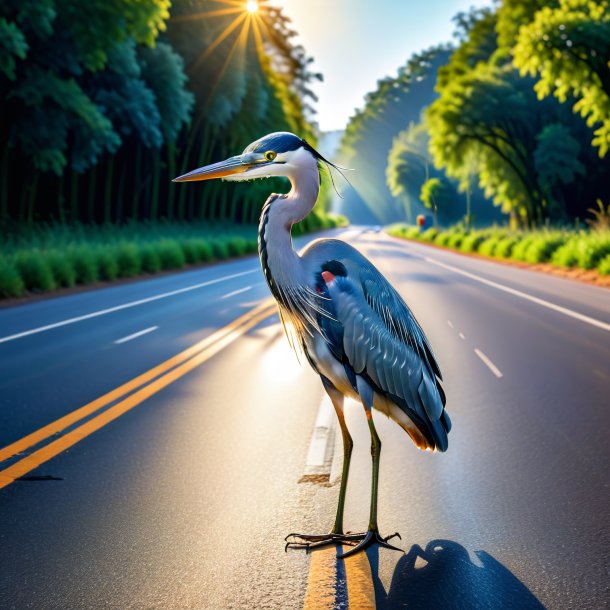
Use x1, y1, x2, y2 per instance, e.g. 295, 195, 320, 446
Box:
0, 0, 321, 225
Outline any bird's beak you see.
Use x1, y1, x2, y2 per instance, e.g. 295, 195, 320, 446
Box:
172, 154, 259, 182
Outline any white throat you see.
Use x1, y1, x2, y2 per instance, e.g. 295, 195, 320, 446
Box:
259, 147, 320, 296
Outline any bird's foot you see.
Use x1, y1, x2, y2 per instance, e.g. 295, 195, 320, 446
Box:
284, 530, 402, 557
337, 530, 403, 559
284, 531, 366, 552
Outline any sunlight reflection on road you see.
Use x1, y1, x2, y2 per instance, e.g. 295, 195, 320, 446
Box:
260, 327, 303, 384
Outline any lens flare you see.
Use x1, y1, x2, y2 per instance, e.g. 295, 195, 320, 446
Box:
246, 1, 258, 13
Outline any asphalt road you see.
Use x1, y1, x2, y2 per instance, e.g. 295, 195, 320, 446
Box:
0, 228, 608, 609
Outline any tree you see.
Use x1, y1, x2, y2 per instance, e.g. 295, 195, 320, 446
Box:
336, 46, 452, 224
420, 178, 453, 227
512, 0, 610, 156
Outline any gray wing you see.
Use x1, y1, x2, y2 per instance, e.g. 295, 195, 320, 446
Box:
318, 260, 449, 451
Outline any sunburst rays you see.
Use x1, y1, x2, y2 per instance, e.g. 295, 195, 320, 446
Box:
179, 0, 273, 107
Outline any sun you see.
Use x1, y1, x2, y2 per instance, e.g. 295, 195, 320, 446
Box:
246, 1, 258, 13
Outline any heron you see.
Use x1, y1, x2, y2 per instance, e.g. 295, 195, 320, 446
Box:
173, 132, 451, 559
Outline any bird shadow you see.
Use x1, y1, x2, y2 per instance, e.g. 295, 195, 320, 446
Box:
365, 539, 545, 610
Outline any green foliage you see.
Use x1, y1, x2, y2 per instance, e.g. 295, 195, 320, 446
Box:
495, 236, 519, 258
512, 0, 610, 156
0, 256, 25, 297
116, 243, 141, 277
96, 246, 119, 280
47, 251, 76, 287
14, 251, 56, 292
0, 17, 28, 80
67, 246, 99, 284
460, 232, 488, 253
156, 239, 185, 270
139, 244, 162, 273
523, 234, 567, 263
420, 228, 439, 242
426, 2, 610, 228
598, 254, 610, 275
389, 223, 610, 275
0, 0, 319, 227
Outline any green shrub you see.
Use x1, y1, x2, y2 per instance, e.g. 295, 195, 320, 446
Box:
523, 235, 566, 264
460, 232, 487, 252
157, 240, 185, 270
495, 237, 518, 258
180, 239, 200, 264
446, 232, 465, 248
96, 247, 119, 281
511, 235, 537, 261
420, 228, 438, 242
139, 244, 162, 273
227, 237, 249, 257
47, 251, 76, 287
598, 254, 610, 275
116, 243, 141, 277
67, 246, 99, 284
478, 236, 500, 257
210, 239, 229, 260
575, 234, 610, 269
551, 240, 579, 267
192, 239, 214, 263
0, 257, 25, 297
434, 232, 451, 246
14, 251, 56, 292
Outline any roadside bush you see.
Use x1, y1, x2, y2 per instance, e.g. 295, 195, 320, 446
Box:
157, 240, 185, 270
67, 246, 99, 284
511, 235, 537, 261
495, 236, 519, 258
14, 251, 56, 292
210, 239, 229, 260
575, 233, 610, 269
420, 228, 438, 242
47, 251, 76, 288
478, 236, 500, 257
434, 232, 451, 246
446, 232, 465, 248
139, 244, 162, 273
523, 235, 566, 264
96, 247, 119, 281
598, 254, 610, 275
551, 240, 579, 268
460, 232, 487, 252
0, 257, 25, 297
116, 243, 141, 277
227, 236, 249, 257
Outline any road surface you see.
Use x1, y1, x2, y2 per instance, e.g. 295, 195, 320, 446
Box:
0, 228, 608, 609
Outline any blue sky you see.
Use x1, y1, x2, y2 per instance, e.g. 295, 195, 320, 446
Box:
273, 0, 493, 131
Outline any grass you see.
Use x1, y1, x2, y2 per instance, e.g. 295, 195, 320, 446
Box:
0, 214, 348, 300
387, 223, 610, 276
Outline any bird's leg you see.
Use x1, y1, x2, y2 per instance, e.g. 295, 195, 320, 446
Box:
285, 378, 363, 552
335, 378, 403, 560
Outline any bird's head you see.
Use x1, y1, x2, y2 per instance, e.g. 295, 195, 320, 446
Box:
172, 131, 346, 186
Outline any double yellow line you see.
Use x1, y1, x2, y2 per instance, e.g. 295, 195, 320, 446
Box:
0, 299, 277, 490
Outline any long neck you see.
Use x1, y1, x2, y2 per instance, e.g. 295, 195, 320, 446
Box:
258, 151, 320, 302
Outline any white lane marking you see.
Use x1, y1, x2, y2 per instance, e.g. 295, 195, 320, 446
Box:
459, 332, 466, 340
447, 320, 454, 328
114, 326, 158, 345
303, 395, 336, 476
474, 348, 503, 378
0, 269, 258, 344
424, 257, 610, 333
221, 286, 252, 300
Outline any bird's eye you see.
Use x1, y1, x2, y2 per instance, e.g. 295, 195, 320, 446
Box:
264, 151, 277, 161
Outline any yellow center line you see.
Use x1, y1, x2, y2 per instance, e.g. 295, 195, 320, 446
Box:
0, 300, 276, 489
303, 546, 377, 610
